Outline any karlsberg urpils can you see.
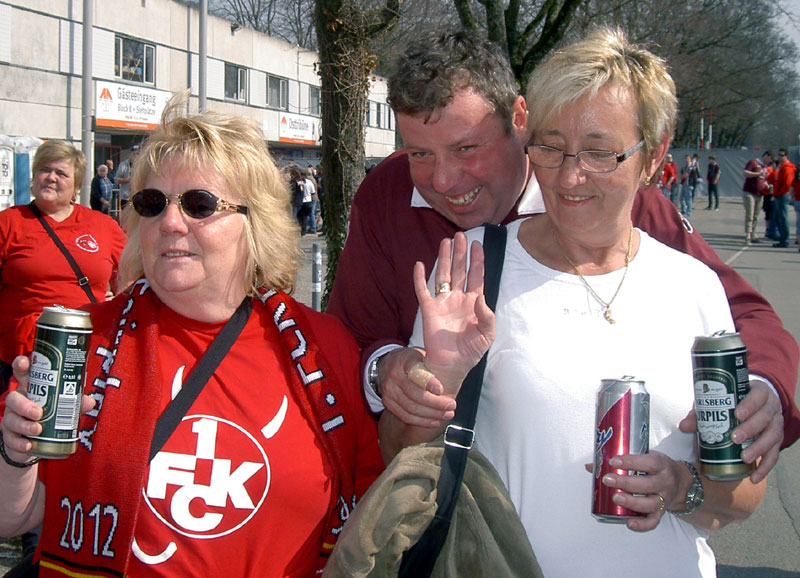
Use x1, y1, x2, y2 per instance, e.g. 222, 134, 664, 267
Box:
592, 376, 650, 522
692, 331, 755, 480
25, 305, 93, 458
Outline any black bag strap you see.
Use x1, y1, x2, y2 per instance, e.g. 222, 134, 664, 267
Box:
29, 202, 97, 303
148, 297, 252, 462
399, 223, 507, 577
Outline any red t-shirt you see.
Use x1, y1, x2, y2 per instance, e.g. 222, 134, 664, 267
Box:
763, 166, 778, 200
125, 303, 379, 577
0, 204, 127, 363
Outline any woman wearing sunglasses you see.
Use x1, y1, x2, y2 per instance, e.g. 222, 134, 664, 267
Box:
381, 28, 769, 577
0, 95, 383, 577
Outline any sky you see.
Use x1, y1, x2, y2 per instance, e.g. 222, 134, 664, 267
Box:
784, 0, 800, 124
785, 0, 800, 72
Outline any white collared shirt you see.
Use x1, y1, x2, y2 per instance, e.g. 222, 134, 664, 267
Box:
409, 166, 546, 216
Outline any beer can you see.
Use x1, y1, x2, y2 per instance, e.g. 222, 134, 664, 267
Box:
692, 331, 755, 480
25, 305, 93, 458
592, 376, 650, 523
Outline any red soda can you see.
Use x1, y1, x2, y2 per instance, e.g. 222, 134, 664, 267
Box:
592, 376, 650, 523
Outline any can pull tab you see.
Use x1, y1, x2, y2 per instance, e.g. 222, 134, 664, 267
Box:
711, 330, 729, 337
619, 375, 637, 381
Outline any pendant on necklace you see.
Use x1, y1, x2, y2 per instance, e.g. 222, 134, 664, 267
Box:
604, 308, 616, 324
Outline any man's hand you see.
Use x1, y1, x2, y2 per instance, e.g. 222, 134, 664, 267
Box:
378, 347, 456, 428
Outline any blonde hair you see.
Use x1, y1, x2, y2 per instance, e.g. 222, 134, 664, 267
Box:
118, 93, 301, 294
526, 27, 676, 164
31, 140, 86, 200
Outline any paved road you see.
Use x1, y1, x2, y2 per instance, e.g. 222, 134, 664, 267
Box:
295, 233, 329, 310
2, 198, 798, 576
686, 196, 800, 577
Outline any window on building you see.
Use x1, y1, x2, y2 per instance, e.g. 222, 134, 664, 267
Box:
267, 75, 288, 110
309, 86, 321, 116
376, 103, 384, 128
115, 36, 154, 84
365, 103, 371, 127
225, 63, 247, 101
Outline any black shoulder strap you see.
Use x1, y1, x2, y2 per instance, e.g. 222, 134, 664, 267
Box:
148, 297, 253, 462
29, 202, 97, 303
399, 223, 507, 577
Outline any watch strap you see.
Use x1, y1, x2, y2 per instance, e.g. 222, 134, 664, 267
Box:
670, 460, 703, 516
367, 354, 383, 396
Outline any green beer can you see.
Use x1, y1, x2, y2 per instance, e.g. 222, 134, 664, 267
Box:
25, 305, 93, 459
691, 331, 755, 480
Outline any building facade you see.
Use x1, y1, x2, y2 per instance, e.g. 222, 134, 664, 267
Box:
0, 0, 396, 176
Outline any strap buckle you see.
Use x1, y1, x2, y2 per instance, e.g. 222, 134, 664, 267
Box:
78, 276, 90, 287
444, 424, 475, 450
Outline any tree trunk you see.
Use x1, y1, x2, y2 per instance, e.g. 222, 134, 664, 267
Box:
315, 0, 399, 308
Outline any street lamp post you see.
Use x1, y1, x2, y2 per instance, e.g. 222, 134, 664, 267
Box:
81, 0, 93, 206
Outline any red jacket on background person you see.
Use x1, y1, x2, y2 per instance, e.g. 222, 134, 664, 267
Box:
767, 164, 778, 195
774, 160, 796, 197
661, 161, 677, 187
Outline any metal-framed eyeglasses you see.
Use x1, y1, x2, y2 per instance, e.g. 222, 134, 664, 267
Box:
131, 188, 249, 219
526, 139, 646, 173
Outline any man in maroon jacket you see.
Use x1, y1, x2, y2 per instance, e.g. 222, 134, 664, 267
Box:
327, 31, 799, 479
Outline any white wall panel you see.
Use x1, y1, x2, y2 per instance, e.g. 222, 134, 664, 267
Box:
250, 69, 266, 107
0, 5, 11, 63
93, 28, 115, 79
59, 20, 81, 74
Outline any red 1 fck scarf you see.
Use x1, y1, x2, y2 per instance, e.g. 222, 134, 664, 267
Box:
35, 281, 357, 577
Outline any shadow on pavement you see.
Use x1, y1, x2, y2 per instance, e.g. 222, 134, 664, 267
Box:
718, 566, 800, 578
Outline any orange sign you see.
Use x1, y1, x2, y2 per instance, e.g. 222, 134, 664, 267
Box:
95, 81, 171, 131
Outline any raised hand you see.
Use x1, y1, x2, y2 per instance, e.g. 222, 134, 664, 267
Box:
413, 232, 495, 394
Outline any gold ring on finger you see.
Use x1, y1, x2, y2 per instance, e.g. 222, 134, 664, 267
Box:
654, 493, 666, 512
435, 282, 451, 296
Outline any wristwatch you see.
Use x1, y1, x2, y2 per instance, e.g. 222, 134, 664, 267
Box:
670, 460, 704, 516
367, 354, 383, 397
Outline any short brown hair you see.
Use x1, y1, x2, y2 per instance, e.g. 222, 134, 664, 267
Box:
31, 140, 86, 199
388, 30, 520, 133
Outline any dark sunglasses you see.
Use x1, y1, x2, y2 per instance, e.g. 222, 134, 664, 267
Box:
131, 188, 249, 219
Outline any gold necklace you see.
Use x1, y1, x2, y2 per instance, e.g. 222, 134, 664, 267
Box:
554, 224, 634, 324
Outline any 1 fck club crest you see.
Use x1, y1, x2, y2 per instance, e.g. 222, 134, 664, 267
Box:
143, 415, 270, 539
